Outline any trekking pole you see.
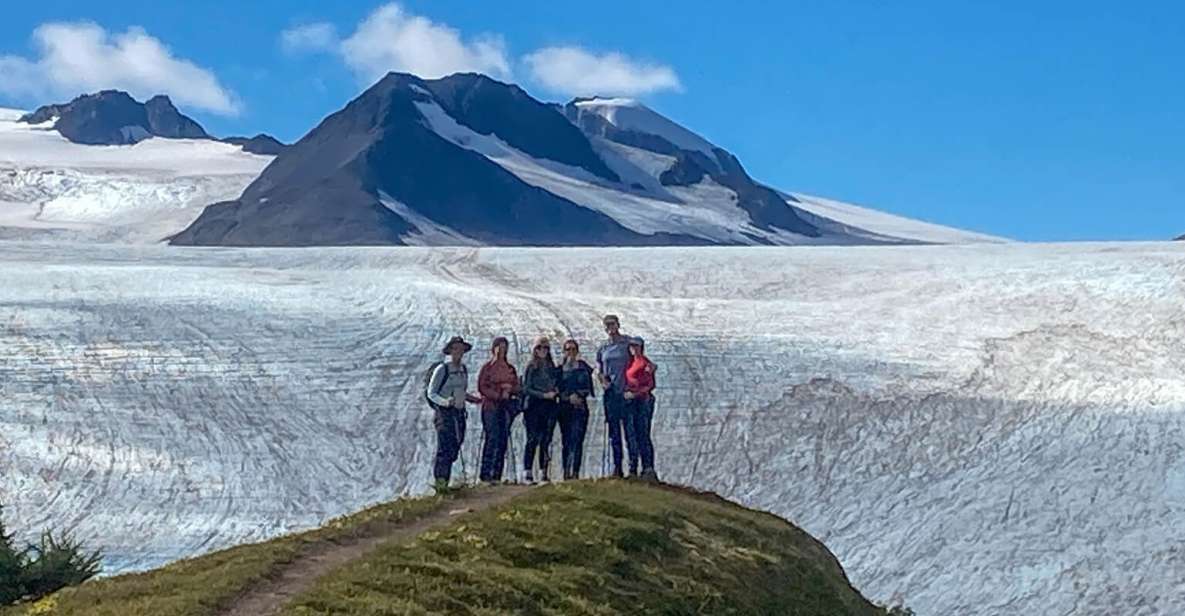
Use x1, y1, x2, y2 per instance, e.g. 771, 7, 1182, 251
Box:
507, 417, 519, 483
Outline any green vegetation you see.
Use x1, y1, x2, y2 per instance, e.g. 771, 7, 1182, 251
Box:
4, 482, 893, 616
284, 482, 883, 616
1, 494, 447, 616
0, 505, 102, 607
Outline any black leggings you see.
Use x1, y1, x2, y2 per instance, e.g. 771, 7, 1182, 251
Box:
523, 398, 558, 477
558, 400, 590, 479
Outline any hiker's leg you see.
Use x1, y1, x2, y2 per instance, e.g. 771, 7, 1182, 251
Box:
604, 391, 625, 476
571, 406, 589, 478
522, 406, 542, 477
557, 402, 574, 478
478, 409, 502, 480
433, 408, 457, 484
636, 397, 655, 472
623, 399, 641, 476
539, 400, 558, 478
496, 403, 513, 481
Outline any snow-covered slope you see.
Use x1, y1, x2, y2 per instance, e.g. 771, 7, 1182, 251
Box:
790, 192, 1007, 244
1, 241, 1182, 615
0, 108, 272, 242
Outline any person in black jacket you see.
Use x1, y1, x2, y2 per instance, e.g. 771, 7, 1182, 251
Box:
521, 336, 560, 483
557, 339, 596, 480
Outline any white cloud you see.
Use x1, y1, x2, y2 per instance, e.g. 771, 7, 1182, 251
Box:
280, 22, 339, 55
524, 46, 682, 97
337, 4, 510, 83
0, 21, 238, 115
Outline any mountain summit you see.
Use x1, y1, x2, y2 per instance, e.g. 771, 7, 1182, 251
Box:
171, 73, 722, 246
20, 91, 209, 145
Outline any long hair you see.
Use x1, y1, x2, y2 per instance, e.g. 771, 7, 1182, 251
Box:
489, 336, 509, 363
529, 336, 556, 370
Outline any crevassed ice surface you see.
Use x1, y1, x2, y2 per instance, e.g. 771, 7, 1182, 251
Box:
0, 242, 1183, 615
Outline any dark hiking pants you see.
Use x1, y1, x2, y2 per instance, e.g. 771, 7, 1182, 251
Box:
523, 398, 558, 477
558, 400, 590, 479
480, 401, 514, 482
433, 406, 466, 484
604, 390, 637, 476
626, 396, 656, 473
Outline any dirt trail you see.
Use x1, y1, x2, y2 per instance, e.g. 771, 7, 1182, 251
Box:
219, 486, 531, 616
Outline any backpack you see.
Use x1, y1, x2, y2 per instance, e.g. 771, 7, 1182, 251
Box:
423, 362, 466, 410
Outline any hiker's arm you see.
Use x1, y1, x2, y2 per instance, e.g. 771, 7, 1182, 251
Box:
595, 349, 610, 388
578, 362, 595, 398
639, 362, 657, 396
425, 364, 451, 407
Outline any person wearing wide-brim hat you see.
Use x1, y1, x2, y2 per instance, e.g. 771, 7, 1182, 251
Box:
426, 336, 480, 491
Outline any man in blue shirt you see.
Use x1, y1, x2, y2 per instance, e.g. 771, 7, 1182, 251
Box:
596, 314, 635, 477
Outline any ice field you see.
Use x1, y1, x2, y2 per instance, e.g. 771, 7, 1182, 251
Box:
0, 241, 1183, 615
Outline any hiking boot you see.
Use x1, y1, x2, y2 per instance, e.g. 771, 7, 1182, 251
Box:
611, 468, 625, 479
524, 472, 535, 485
541, 472, 551, 483
433, 479, 451, 494
639, 469, 660, 483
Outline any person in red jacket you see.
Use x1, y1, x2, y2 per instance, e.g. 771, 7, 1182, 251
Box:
477, 337, 519, 484
623, 337, 658, 481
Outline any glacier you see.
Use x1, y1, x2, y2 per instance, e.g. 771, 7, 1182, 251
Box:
0, 240, 1182, 615
0, 109, 271, 243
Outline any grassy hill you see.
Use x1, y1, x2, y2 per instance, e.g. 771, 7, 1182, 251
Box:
3, 482, 888, 615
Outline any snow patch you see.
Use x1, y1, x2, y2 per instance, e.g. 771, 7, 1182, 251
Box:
416, 99, 801, 245
572, 97, 718, 157
379, 192, 482, 246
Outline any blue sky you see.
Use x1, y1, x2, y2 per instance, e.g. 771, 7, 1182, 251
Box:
1, 1, 1181, 241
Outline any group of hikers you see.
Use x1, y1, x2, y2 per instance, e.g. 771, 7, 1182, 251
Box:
425, 314, 659, 490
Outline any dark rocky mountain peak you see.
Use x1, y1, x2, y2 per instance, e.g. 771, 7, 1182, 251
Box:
221, 134, 288, 155
171, 72, 692, 247
19, 90, 209, 145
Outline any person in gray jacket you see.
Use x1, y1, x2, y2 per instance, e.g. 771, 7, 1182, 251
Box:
521, 335, 560, 483
426, 336, 481, 491
596, 315, 635, 477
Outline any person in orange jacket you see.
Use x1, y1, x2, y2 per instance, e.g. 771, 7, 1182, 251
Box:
623, 337, 658, 481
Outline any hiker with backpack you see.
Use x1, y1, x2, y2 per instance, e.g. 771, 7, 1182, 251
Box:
624, 337, 659, 481
520, 336, 561, 483
596, 314, 636, 478
476, 336, 520, 485
425, 336, 481, 491
557, 339, 596, 480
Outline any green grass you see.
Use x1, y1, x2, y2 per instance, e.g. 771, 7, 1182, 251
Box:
282, 481, 883, 616
1, 492, 448, 616
3, 482, 888, 616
